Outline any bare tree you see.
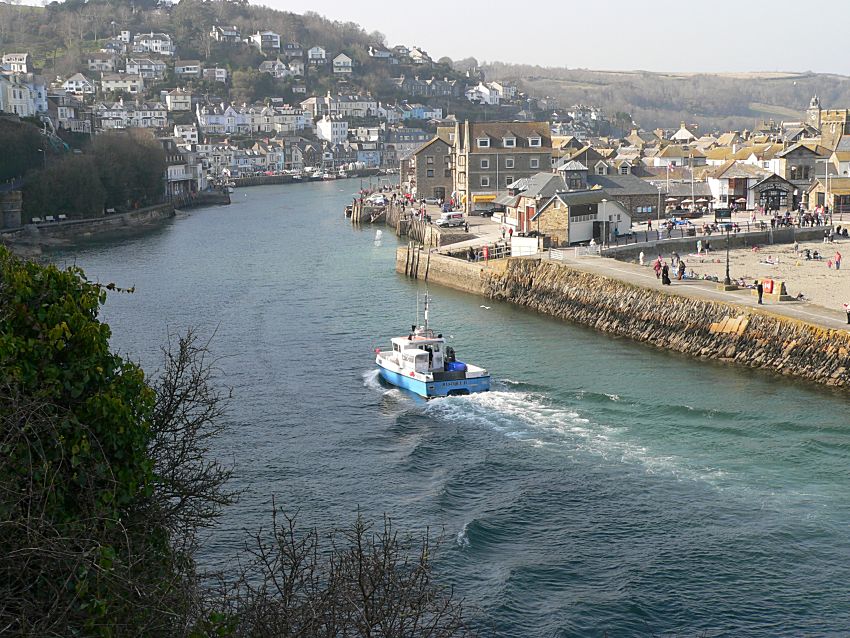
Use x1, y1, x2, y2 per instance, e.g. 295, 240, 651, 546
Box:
209, 509, 477, 637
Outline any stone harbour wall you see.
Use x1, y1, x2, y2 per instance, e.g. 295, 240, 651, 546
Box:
483, 258, 850, 388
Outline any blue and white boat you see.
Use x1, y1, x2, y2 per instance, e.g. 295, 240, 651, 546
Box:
375, 294, 490, 398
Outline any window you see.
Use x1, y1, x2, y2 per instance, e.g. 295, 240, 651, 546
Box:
568, 177, 583, 190
620, 166, 630, 175
505, 157, 514, 169
480, 176, 490, 187
530, 158, 539, 169
596, 165, 607, 175
444, 169, 452, 177
476, 137, 490, 148
426, 169, 434, 177
480, 158, 490, 169
503, 137, 516, 147
528, 136, 542, 147
426, 155, 434, 164
505, 176, 513, 187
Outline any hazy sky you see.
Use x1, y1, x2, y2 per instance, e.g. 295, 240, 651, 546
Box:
265, 0, 850, 75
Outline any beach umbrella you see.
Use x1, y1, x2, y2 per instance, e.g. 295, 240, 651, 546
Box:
682, 199, 694, 204
665, 197, 677, 202
696, 198, 709, 203
735, 197, 747, 203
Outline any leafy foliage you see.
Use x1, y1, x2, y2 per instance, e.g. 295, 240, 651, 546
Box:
0, 246, 159, 634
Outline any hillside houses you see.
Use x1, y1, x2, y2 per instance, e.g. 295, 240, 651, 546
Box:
126, 58, 166, 79
249, 31, 281, 53
132, 33, 175, 56
11, 12, 850, 220
210, 26, 241, 43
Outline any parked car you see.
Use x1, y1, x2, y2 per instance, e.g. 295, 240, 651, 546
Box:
423, 196, 440, 204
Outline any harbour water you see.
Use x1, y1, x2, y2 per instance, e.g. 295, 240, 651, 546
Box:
52, 181, 850, 636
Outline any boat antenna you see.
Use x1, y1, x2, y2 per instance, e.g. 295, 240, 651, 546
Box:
424, 289, 429, 332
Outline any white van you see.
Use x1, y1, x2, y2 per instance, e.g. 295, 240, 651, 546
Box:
435, 212, 465, 228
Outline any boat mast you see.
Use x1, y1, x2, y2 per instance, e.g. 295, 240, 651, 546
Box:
424, 291, 429, 332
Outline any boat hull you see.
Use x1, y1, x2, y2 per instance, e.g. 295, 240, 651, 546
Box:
377, 365, 490, 398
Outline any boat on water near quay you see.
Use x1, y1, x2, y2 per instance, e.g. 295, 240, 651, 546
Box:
375, 294, 490, 398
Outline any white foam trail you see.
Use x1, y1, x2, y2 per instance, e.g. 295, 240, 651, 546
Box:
425, 390, 727, 485
362, 369, 383, 390
456, 521, 470, 548
362, 369, 407, 400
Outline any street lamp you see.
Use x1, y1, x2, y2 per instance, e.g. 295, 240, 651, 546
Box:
601, 198, 608, 248
724, 223, 732, 286
37, 148, 46, 169
817, 158, 831, 212
655, 184, 661, 228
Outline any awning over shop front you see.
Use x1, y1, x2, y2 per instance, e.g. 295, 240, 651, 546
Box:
472, 194, 496, 203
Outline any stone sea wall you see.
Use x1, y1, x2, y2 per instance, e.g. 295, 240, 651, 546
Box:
394, 248, 850, 389
485, 258, 850, 388
1, 204, 175, 256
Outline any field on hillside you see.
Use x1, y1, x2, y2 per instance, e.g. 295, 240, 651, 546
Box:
487, 63, 850, 130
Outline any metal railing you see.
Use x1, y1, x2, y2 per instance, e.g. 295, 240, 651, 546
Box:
604, 218, 835, 248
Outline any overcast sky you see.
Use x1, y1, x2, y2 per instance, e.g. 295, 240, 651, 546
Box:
265, 0, 850, 75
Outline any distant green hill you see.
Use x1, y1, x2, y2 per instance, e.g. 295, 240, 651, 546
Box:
483, 62, 850, 131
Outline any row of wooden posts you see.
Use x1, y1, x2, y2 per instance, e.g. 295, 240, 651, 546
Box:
403, 241, 431, 280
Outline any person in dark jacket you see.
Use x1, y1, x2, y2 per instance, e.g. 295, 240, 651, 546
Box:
756, 280, 764, 304
661, 264, 671, 285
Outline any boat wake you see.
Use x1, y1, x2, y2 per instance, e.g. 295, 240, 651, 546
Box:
362, 369, 404, 399
423, 387, 728, 485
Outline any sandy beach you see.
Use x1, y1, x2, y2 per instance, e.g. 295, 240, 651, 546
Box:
647, 237, 849, 311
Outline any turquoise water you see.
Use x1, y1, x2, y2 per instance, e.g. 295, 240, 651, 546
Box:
52, 182, 850, 636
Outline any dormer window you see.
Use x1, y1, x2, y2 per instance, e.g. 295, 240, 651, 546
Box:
528, 136, 542, 147
476, 137, 490, 148
503, 137, 516, 148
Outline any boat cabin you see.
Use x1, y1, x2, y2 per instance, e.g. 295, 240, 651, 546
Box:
390, 333, 455, 373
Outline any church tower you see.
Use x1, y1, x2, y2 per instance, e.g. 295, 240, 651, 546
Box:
806, 95, 822, 130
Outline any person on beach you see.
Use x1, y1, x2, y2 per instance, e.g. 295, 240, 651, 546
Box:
661, 263, 671, 285
653, 257, 662, 279
678, 260, 686, 280
844, 303, 850, 325
756, 280, 764, 304
836, 251, 842, 270
639, 250, 645, 266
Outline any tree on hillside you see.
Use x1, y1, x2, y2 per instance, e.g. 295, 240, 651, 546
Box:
0, 120, 44, 181
92, 132, 166, 210
22, 155, 106, 220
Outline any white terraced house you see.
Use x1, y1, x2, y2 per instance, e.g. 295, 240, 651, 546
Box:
132, 32, 175, 56
62, 73, 96, 96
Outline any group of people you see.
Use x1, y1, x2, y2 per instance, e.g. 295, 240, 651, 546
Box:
650, 253, 687, 285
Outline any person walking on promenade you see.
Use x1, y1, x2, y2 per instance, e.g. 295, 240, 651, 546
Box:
678, 259, 686, 280
757, 280, 764, 304
661, 263, 671, 285
844, 302, 850, 325
836, 251, 843, 270
639, 250, 645, 266
653, 256, 662, 279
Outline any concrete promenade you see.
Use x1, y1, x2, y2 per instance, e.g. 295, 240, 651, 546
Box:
547, 252, 850, 332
